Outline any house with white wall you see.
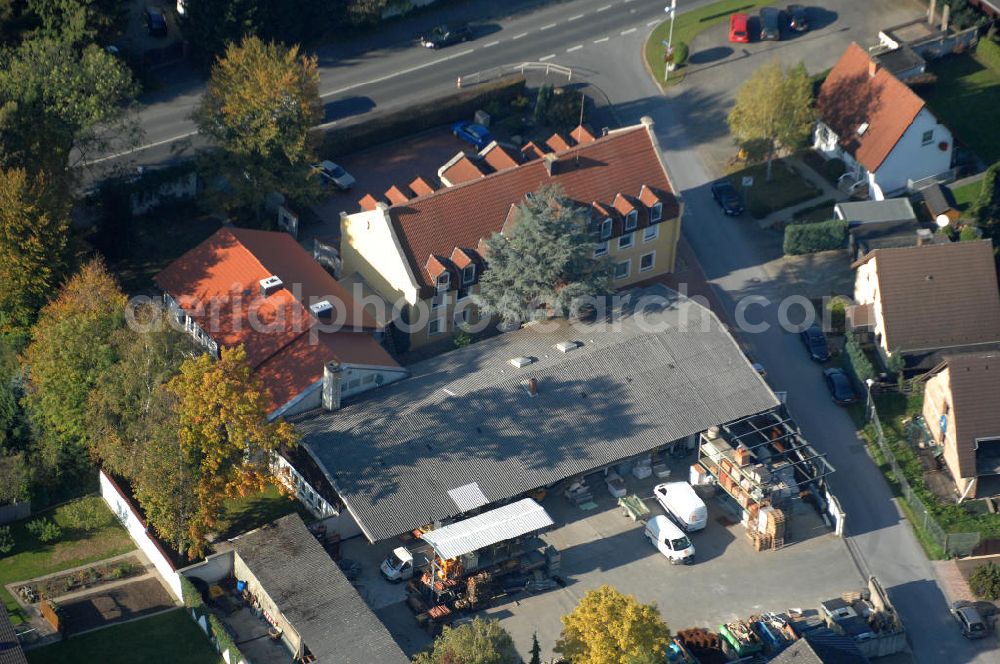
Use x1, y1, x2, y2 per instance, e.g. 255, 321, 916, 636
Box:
814, 43, 953, 200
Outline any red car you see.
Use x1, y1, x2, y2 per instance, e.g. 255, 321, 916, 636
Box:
729, 13, 750, 43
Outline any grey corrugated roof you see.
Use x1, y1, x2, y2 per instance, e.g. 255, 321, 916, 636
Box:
232, 514, 407, 664
422, 499, 553, 559
835, 198, 916, 225
0, 609, 27, 664
295, 285, 779, 542
771, 629, 870, 663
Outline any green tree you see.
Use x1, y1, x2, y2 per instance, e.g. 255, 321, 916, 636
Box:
21, 259, 127, 479
27, 0, 124, 45
970, 562, 1000, 600
555, 585, 671, 664
413, 617, 521, 664
182, 0, 262, 66
0, 168, 73, 339
727, 60, 814, 180
166, 345, 298, 558
477, 184, 611, 325
973, 161, 1000, 239
194, 35, 321, 217
0, 37, 139, 174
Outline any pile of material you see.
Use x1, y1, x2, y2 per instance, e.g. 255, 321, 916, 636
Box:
674, 628, 728, 664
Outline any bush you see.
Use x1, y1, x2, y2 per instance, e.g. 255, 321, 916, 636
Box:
26, 517, 62, 543
0, 525, 14, 554
959, 225, 981, 242
970, 562, 1000, 600
545, 89, 584, 130
783, 219, 848, 255
60, 497, 112, 532
844, 330, 876, 385
673, 41, 689, 67
827, 298, 847, 335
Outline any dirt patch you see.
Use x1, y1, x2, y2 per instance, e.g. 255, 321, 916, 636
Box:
59, 577, 175, 636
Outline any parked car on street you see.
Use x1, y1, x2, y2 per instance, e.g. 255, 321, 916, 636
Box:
800, 324, 830, 362
784, 4, 810, 32
729, 13, 750, 43
420, 23, 472, 49
710, 179, 744, 216
951, 602, 991, 639
452, 121, 493, 150
312, 161, 355, 190
759, 8, 782, 40
145, 6, 167, 36
823, 368, 858, 405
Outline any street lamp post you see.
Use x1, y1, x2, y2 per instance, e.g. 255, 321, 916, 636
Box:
663, 0, 677, 82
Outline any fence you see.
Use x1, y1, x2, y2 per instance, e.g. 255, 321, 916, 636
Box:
865, 399, 981, 557
459, 62, 573, 87
907, 167, 958, 193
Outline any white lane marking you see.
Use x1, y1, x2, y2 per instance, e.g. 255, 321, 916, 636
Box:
513, 32, 527, 39
320, 48, 475, 99
568, 14, 584, 21
647, 19, 660, 26
621, 27, 637, 35
593, 36, 610, 43
597, 4, 611, 11
567, 45, 583, 52
86, 131, 198, 164
483, 40, 499, 47
540, 23, 557, 30
539, 54, 556, 61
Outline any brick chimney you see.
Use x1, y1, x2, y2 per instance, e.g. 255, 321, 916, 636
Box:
525, 378, 538, 397
543, 153, 558, 176
322, 362, 343, 411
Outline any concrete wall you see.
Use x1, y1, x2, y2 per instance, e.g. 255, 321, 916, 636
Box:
316, 508, 364, 540
233, 552, 303, 658
872, 108, 953, 198
180, 550, 235, 586
99, 470, 182, 600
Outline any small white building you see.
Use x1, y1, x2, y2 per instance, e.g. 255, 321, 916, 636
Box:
814, 43, 953, 200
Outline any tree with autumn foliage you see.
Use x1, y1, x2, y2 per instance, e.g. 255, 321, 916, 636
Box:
21, 259, 127, 480
166, 345, 297, 557
0, 168, 73, 341
555, 585, 671, 664
194, 35, 322, 216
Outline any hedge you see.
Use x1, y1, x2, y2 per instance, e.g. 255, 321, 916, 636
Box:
179, 574, 246, 663
783, 218, 847, 255
315, 74, 527, 158
844, 330, 876, 385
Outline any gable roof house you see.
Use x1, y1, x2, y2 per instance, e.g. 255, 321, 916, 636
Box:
814, 43, 953, 200
921, 352, 1000, 498
339, 119, 683, 350
850, 240, 1000, 363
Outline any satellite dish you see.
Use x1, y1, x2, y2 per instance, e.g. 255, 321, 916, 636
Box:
935, 214, 951, 228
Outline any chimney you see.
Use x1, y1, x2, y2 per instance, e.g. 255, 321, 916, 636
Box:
940, 4, 950, 32
543, 153, 558, 176
640, 115, 655, 129
916, 228, 933, 246
322, 362, 343, 411
868, 59, 879, 78
928, 0, 936, 24
259, 275, 283, 297
525, 378, 538, 397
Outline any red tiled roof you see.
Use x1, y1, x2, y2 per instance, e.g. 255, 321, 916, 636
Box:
385, 185, 411, 205
546, 133, 572, 152
521, 141, 547, 161
612, 192, 636, 216
359, 194, 379, 211
409, 176, 436, 197
388, 125, 679, 289
571, 125, 596, 145
817, 43, 927, 172
480, 142, 519, 172
439, 154, 485, 186
425, 254, 449, 281
449, 247, 475, 269
638, 184, 661, 207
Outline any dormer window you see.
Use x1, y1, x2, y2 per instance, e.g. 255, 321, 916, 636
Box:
650, 202, 662, 223
625, 210, 638, 231
462, 264, 476, 285
600, 218, 612, 240
437, 272, 450, 291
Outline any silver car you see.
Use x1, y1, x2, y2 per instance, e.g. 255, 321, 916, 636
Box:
313, 160, 355, 190
951, 602, 991, 639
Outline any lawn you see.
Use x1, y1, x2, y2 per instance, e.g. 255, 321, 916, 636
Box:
922, 39, 1000, 166
949, 178, 984, 214
727, 159, 822, 219
790, 198, 837, 224
644, 0, 773, 87
216, 484, 313, 540
26, 608, 222, 664
1, 497, 134, 624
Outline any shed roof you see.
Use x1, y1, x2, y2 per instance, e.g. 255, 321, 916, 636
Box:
232, 514, 408, 664
0, 609, 27, 664
835, 198, 916, 225
421, 498, 553, 559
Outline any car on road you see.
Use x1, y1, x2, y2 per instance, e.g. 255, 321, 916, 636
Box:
313, 161, 355, 190
145, 6, 167, 36
710, 179, 744, 216
784, 4, 810, 32
729, 13, 750, 43
823, 368, 858, 406
800, 324, 830, 362
759, 8, 782, 40
420, 23, 472, 49
452, 121, 492, 150
951, 602, 991, 639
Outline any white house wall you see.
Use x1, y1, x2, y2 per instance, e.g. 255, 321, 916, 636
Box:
854, 259, 890, 354
872, 108, 953, 198
341, 208, 422, 306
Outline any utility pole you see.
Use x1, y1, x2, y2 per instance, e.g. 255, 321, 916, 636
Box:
663, 0, 677, 82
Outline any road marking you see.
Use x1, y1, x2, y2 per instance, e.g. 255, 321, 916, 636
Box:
540, 23, 556, 30
593, 36, 610, 43
568, 14, 584, 21
320, 48, 475, 99
647, 19, 660, 26
483, 40, 499, 48
621, 27, 637, 35
567, 44, 583, 52
539, 54, 556, 61
597, 4, 611, 11
513, 32, 527, 40
86, 131, 198, 164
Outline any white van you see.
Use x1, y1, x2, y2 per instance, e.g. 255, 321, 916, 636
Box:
644, 515, 695, 564
653, 482, 708, 532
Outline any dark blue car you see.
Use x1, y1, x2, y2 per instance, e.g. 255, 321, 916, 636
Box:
452, 121, 492, 150
800, 324, 830, 362
823, 368, 858, 405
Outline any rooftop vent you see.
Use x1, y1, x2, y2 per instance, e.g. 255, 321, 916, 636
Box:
525, 378, 538, 397
310, 300, 334, 319
555, 340, 581, 353
509, 356, 535, 368
259, 275, 283, 297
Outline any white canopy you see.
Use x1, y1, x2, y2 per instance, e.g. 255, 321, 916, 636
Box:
421, 498, 553, 560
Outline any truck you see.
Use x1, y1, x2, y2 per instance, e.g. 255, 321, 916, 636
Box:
654, 482, 708, 532
381, 543, 432, 582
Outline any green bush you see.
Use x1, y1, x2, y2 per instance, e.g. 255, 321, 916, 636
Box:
26, 517, 62, 543
208, 613, 244, 661
533, 83, 553, 125
973, 161, 1000, 228
180, 574, 205, 610
545, 89, 584, 130
674, 41, 689, 67
783, 219, 848, 255
959, 225, 981, 241
827, 299, 847, 335
844, 330, 876, 385
59, 497, 112, 532
0, 525, 13, 554
969, 562, 1000, 600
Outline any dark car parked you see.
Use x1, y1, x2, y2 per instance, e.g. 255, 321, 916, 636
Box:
800, 324, 830, 362
421, 23, 472, 49
784, 4, 810, 32
759, 7, 782, 40
452, 121, 492, 150
823, 368, 858, 405
145, 6, 167, 36
710, 180, 744, 216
